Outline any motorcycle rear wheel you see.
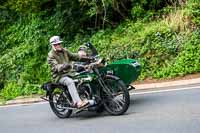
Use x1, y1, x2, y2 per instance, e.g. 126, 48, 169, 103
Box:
49, 87, 73, 118
102, 78, 130, 115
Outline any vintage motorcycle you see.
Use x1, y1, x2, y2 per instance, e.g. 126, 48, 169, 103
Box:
41, 43, 141, 118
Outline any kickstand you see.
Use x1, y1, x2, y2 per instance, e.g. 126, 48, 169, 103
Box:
40, 96, 49, 101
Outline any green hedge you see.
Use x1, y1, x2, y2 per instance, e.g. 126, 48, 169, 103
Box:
0, 0, 199, 101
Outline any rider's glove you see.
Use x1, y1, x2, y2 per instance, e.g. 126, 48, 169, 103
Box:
73, 64, 85, 72
62, 63, 72, 70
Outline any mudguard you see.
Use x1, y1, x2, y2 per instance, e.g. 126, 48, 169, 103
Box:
104, 74, 120, 81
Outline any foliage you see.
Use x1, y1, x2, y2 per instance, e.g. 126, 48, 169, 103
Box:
0, 16, 55, 100
155, 30, 200, 78
0, 0, 199, 100
77, 20, 189, 79
186, 0, 200, 26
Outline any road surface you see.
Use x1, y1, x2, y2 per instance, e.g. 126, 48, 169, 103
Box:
0, 84, 200, 133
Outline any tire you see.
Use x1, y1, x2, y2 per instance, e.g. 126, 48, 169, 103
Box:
102, 78, 130, 115
49, 87, 73, 118
96, 104, 105, 113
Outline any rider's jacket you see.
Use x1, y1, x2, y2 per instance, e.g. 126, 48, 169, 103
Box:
47, 48, 80, 82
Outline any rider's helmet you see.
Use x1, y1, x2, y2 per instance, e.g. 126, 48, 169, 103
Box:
49, 36, 63, 51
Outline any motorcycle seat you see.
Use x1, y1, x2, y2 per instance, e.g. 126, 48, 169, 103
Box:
41, 82, 66, 91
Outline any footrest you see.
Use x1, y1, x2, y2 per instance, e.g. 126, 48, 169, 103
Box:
74, 105, 90, 114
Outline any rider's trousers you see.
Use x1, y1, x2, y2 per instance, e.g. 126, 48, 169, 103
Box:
59, 76, 81, 104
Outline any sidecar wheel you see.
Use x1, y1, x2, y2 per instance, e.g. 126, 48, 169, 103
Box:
102, 78, 130, 115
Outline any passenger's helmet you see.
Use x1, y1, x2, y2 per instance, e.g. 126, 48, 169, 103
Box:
78, 45, 87, 51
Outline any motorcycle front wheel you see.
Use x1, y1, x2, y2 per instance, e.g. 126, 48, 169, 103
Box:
102, 77, 130, 115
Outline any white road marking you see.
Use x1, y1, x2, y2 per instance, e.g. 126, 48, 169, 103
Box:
0, 101, 48, 108
130, 86, 200, 95
0, 85, 199, 108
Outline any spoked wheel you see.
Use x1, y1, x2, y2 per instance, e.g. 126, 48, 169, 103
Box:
49, 88, 73, 118
102, 77, 130, 115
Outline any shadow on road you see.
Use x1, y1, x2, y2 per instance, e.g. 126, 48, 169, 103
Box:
68, 95, 157, 120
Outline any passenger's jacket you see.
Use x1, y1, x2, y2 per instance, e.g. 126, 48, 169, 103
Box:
47, 48, 80, 82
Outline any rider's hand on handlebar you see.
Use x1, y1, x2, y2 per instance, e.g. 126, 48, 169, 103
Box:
63, 63, 72, 70
72, 64, 85, 72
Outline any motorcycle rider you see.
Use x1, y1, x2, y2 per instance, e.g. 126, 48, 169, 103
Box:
47, 36, 93, 108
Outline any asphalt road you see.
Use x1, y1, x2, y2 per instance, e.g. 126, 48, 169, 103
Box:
0, 84, 200, 133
